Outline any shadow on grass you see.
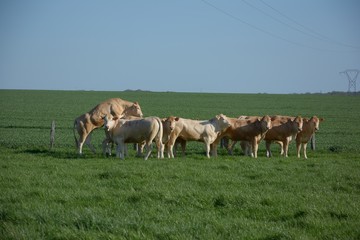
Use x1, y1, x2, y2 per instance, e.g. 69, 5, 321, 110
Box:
19, 147, 99, 160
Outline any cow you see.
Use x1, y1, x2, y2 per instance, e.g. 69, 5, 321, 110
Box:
212, 115, 272, 158
103, 116, 180, 158
264, 115, 303, 157
103, 116, 164, 160
166, 114, 231, 158
102, 115, 143, 157
161, 116, 180, 145
73, 98, 143, 154
293, 116, 324, 158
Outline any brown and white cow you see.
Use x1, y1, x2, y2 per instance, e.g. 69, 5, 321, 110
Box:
213, 115, 272, 158
167, 114, 231, 158
264, 115, 303, 157
73, 98, 143, 154
296, 116, 324, 158
103, 116, 164, 160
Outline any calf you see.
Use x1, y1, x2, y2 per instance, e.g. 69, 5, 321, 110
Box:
264, 115, 303, 157
167, 114, 231, 158
103, 116, 164, 160
296, 116, 324, 158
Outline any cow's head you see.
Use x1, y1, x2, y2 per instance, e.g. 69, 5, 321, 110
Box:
162, 116, 179, 132
216, 114, 231, 130
103, 115, 118, 131
294, 116, 303, 132
123, 102, 143, 118
310, 116, 324, 131
259, 115, 272, 132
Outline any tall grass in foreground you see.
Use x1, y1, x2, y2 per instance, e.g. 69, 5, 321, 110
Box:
0, 90, 360, 239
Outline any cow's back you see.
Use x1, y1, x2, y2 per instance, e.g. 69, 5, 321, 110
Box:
222, 117, 259, 140
265, 116, 300, 141
178, 118, 206, 141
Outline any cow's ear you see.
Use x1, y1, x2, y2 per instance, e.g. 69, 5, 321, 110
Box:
113, 117, 119, 120
134, 102, 139, 106
175, 117, 180, 121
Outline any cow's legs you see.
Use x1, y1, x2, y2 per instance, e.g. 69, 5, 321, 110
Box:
77, 133, 87, 155
266, 141, 272, 157
251, 140, 258, 158
241, 141, 253, 156
144, 142, 153, 160
116, 141, 126, 160
296, 142, 301, 158
303, 143, 308, 159
156, 140, 164, 159
211, 142, 218, 157
84, 133, 96, 154
167, 137, 176, 158
283, 140, 289, 157
228, 140, 237, 155
102, 138, 112, 157
205, 143, 211, 158
180, 140, 186, 157
275, 141, 284, 155
168, 144, 174, 158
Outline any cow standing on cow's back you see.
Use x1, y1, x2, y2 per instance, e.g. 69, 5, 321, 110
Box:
73, 98, 143, 155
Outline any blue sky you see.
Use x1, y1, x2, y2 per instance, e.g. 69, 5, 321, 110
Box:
1, 0, 359, 93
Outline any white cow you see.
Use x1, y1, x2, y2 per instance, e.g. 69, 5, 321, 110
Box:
103, 116, 164, 160
167, 114, 231, 158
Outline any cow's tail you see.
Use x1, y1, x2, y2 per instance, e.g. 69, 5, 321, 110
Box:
73, 120, 79, 148
154, 117, 164, 158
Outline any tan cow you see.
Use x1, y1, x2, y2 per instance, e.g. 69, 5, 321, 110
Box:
167, 114, 231, 158
264, 115, 303, 157
213, 115, 272, 158
103, 116, 164, 160
274, 116, 324, 158
103, 116, 180, 157
161, 116, 180, 145
102, 115, 143, 157
73, 98, 143, 155
296, 116, 324, 158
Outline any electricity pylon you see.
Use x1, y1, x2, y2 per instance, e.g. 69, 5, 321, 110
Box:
340, 69, 359, 94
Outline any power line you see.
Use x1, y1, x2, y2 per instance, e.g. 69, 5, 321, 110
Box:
241, 0, 329, 42
200, 0, 332, 51
258, 0, 360, 50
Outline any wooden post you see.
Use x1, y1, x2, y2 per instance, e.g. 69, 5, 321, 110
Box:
50, 120, 55, 150
310, 133, 316, 150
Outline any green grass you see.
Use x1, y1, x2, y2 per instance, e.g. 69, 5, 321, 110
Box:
1, 90, 360, 239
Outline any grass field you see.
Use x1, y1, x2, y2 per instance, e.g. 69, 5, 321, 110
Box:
0, 89, 360, 239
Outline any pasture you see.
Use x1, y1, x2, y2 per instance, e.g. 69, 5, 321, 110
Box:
0, 89, 360, 239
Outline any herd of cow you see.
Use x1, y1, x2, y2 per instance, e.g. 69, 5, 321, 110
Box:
73, 97, 324, 160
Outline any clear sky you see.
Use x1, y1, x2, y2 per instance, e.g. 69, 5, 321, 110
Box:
1, 0, 359, 94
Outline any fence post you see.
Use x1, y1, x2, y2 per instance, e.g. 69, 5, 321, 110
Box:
50, 120, 55, 150
310, 133, 316, 150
